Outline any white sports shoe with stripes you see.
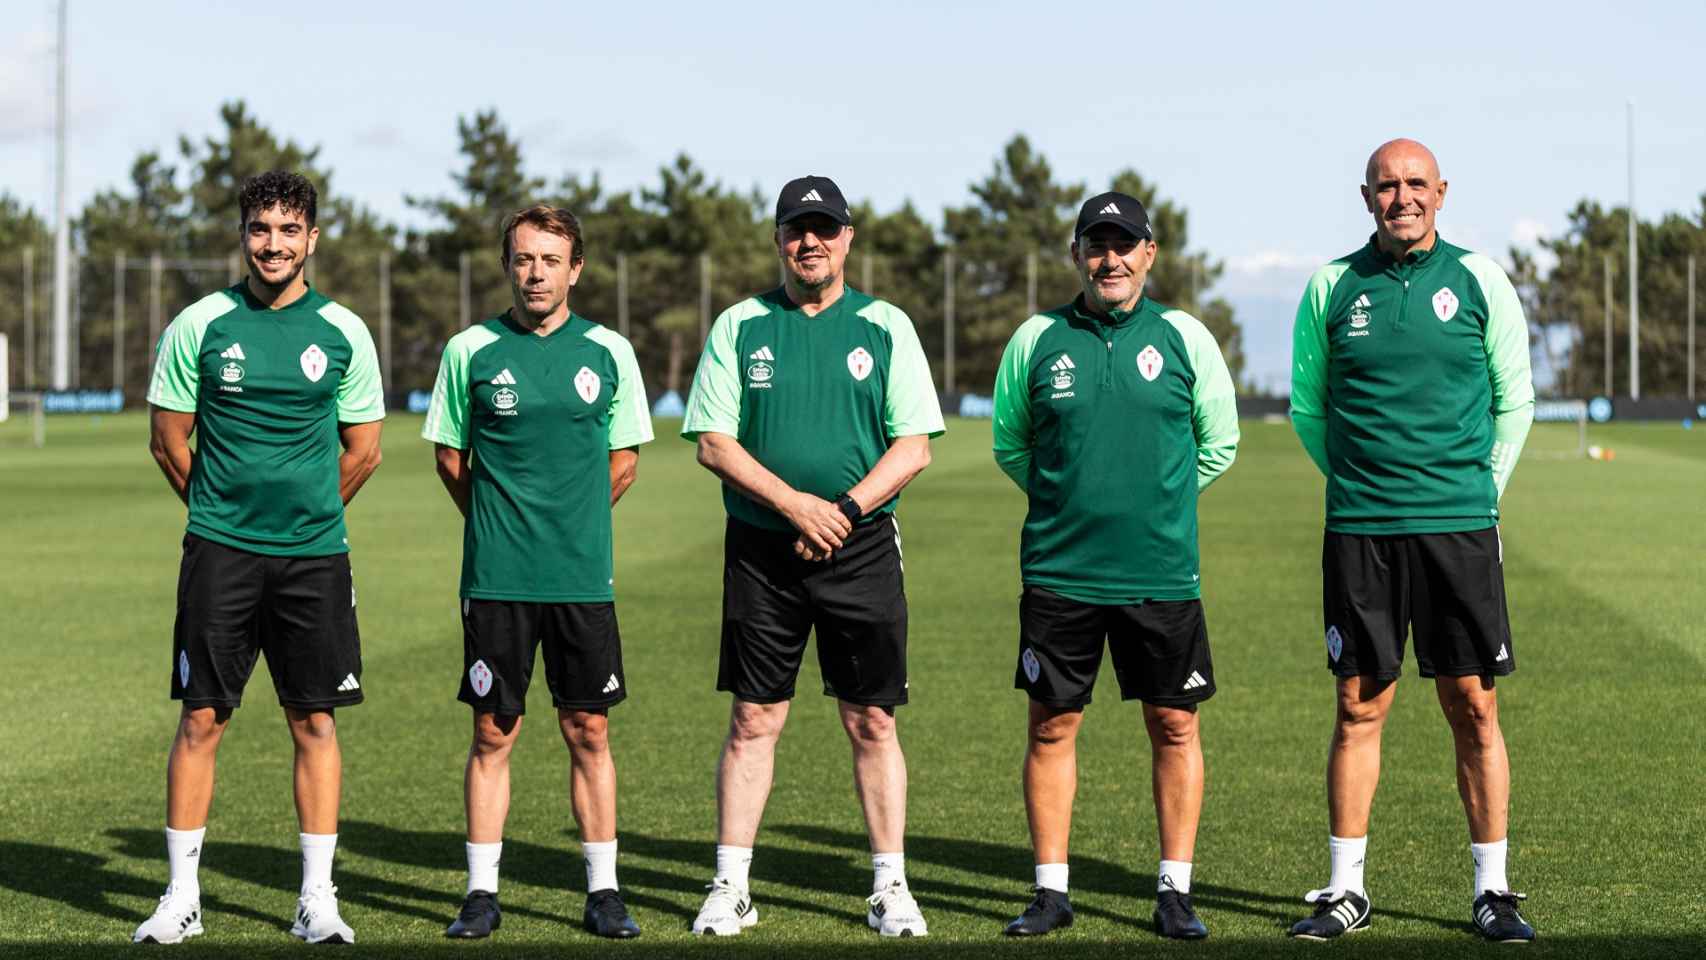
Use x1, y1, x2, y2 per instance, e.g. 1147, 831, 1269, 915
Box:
1289, 887, 1370, 939
866, 880, 928, 937
290, 882, 355, 944
692, 878, 758, 936
132, 884, 203, 944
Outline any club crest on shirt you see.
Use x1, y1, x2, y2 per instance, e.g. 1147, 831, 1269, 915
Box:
847, 346, 874, 381
300, 344, 328, 382
1136, 345, 1164, 382
1433, 286, 1459, 322
574, 366, 601, 404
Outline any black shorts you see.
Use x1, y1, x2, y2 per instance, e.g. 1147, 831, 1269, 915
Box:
1322, 527, 1514, 680
1016, 586, 1214, 708
171, 533, 363, 711
719, 515, 908, 707
459, 599, 626, 714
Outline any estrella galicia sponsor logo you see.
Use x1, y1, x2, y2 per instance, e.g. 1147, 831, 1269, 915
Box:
492, 386, 519, 414
1049, 354, 1076, 390
1347, 293, 1372, 337
747, 346, 775, 388
219, 361, 244, 383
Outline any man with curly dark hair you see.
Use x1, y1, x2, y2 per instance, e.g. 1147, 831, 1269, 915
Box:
135, 170, 385, 945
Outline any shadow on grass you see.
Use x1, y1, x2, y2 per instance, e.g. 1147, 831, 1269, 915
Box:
0, 841, 277, 930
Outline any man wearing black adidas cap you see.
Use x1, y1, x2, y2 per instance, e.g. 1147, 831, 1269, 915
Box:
681, 175, 945, 938
992, 191, 1239, 940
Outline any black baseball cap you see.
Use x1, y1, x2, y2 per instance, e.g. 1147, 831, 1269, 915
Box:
1074, 191, 1152, 241
776, 175, 852, 226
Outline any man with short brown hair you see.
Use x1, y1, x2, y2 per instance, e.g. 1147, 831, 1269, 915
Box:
424, 204, 653, 940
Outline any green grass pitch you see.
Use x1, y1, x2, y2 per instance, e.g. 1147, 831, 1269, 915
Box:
1, 413, 1701, 958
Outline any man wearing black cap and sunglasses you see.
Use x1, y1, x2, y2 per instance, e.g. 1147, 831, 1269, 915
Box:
681, 175, 945, 938
992, 191, 1239, 940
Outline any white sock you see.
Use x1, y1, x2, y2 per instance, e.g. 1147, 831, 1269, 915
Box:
1035, 862, 1068, 893
1158, 859, 1192, 894
165, 827, 205, 898
1329, 835, 1367, 896
1471, 839, 1509, 895
299, 833, 337, 894
715, 844, 752, 889
585, 839, 619, 892
466, 841, 502, 894
872, 852, 905, 891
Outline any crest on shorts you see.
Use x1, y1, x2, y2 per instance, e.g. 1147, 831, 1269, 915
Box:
1326, 625, 1343, 662
847, 346, 874, 381
469, 660, 493, 697
178, 651, 190, 688
1021, 647, 1041, 684
300, 343, 328, 382
1432, 287, 1459, 322
1136, 344, 1164, 382
574, 366, 601, 404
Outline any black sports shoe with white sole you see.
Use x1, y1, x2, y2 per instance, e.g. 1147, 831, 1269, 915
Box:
1289, 888, 1370, 939
1003, 887, 1073, 936
1472, 891, 1535, 942
584, 888, 641, 938
445, 890, 501, 939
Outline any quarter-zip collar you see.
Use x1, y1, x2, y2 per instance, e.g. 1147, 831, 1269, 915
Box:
1367, 232, 1443, 273
1072, 293, 1146, 332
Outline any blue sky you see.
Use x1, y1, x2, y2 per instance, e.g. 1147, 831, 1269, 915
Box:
3, 0, 1701, 389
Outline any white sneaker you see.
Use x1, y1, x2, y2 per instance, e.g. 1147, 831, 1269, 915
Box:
691, 877, 757, 936
132, 884, 203, 944
866, 880, 928, 937
290, 882, 355, 944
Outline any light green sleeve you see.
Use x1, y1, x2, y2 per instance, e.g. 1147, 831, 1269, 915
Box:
859, 301, 946, 439
421, 326, 498, 449
992, 314, 1054, 492
1163, 310, 1240, 490
1289, 262, 1348, 477
145, 291, 234, 412
682, 298, 765, 440
1462, 254, 1536, 497
320, 302, 385, 423
586, 326, 655, 450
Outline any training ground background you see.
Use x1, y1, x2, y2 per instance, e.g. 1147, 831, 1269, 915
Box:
1, 414, 1701, 959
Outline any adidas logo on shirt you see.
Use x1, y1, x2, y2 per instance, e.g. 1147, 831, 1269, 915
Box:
1353, 294, 1371, 309
1050, 355, 1076, 372
491, 369, 517, 385
800, 189, 824, 202
220, 343, 246, 360
1181, 671, 1208, 692
1098, 201, 1121, 215
337, 674, 361, 692
602, 674, 621, 694
749, 346, 775, 361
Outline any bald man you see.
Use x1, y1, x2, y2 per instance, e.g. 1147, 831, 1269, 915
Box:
1286, 139, 1536, 942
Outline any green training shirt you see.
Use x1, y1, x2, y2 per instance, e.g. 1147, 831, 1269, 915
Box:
422, 313, 654, 602
1289, 235, 1535, 535
993, 295, 1239, 604
146, 282, 385, 557
681, 286, 945, 532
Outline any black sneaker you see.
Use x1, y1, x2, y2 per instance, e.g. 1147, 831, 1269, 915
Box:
584, 888, 641, 939
1003, 887, 1073, 936
1153, 889, 1208, 940
1289, 889, 1370, 940
1472, 891, 1535, 942
445, 890, 501, 939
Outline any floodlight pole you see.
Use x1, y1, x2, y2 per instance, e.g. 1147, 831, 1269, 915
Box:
1627, 99, 1639, 401
1602, 253, 1612, 397
1689, 255, 1697, 404
50, 0, 70, 389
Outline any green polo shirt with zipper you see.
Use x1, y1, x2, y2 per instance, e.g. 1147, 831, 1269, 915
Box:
146, 282, 386, 557
992, 295, 1240, 604
1289, 235, 1534, 535
680, 285, 945, 531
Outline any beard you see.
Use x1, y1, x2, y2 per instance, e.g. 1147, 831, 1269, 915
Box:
248, 254, 305, 292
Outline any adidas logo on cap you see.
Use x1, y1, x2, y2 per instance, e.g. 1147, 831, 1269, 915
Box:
1098, 202, 1121, 215
491, 369, 517, 385
800, 189, 824, 202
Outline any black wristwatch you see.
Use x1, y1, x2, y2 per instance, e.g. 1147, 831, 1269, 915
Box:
834, 494, 864, 524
